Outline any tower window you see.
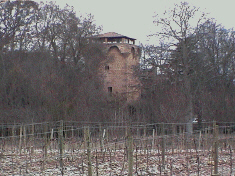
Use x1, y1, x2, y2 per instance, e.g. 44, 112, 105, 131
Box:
131, 47, 135, 59
105, 65, 109, 70
108, 87, 112, 93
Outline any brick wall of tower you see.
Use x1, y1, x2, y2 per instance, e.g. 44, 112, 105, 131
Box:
100, 43, 141, 102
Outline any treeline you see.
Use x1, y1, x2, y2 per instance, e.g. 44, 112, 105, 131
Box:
1, 1, 235, 125
0, 1, 120, 123
138, 2, 235, 126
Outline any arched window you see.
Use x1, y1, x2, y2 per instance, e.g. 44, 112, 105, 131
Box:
131, 47, 135, 59
108, 46, 121, 53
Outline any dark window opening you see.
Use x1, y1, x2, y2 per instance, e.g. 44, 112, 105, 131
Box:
131, 47, 135, 59
105, 65, 109, 70
108, 87, 112, 93
128, 105, 136, 116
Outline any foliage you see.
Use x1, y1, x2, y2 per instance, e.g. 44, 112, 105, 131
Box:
140, 2, 235, 124
0, 1, 113, 123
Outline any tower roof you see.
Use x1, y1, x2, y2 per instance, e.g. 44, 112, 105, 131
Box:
94, 32, 136, 40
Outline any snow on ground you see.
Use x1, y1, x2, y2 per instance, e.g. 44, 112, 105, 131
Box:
1, 146, 234, 175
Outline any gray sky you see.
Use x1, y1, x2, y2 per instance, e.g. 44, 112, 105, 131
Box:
35, 0, 235, 45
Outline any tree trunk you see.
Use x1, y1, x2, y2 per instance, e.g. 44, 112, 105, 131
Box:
183, 40, 193, 135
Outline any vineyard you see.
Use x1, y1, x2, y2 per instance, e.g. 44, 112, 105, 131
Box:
0, 121, 235, 175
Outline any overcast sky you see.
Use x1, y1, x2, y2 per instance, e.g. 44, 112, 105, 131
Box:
35, 0, 235, 45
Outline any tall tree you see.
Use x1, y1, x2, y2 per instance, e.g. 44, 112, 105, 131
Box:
151, 2, 207, 133
146, 3, 235, 127
196, 21, 235, 122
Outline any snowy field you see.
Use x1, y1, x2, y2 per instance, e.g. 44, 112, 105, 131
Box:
1, 143, 234, 175
0, 121, 235, 175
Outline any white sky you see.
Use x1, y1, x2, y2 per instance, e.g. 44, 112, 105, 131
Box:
35, 0, 235, 45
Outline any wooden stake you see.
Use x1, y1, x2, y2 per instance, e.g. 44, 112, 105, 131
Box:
12, 124, 15, 151
44, 123, 48, 158
19, 125, 22, 154
99, 124, 104, 152
31, 123, 34, 154
162, 136, 166, 170
212, 121, 219, 176
135, 146, 138, 174
96, 149, 98, 176
23, 125, 26, 153
59, 120, 64, 176
229, 145, 233, 175
152, 129, 155, 150
127, 128, 133, 176
85, 126, 92, 176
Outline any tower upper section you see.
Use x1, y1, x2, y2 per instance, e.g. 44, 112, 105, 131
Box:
91, 32, 136, 45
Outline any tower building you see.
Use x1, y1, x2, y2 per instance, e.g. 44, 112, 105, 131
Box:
92, 32, 141, 102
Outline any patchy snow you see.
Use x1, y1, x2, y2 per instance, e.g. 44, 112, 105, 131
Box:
1, 146, 235, 175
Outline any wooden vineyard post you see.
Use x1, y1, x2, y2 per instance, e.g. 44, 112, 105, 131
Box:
135, 146, 138, 174
44, 123, 48, 158
178, 126, 182, 150
127, 127, 133, 176
19, 124, 22, 154
146, 148, 149, 171
64, 123, 67, 139
152, 129, 155, 150
212, 121, 219, 176
144, 125, 147, 152
144, 125, 146, 139
83, 126, 87, 150
85, 126, 92, 176
162, 136, 166, 170
71, 126, 74, 139
161, 123, 164, 136
205, 127, 208, 150
31, 123, 34, 154
229, 145, 233, 175
1, 124, 3, 151
199, 130, 202, 151
23, 125, 26, 153
50, 128, 54, 142
172, 124, 176, 154
137, 125, 140, 138
161, 123, 165, 170
99, 123, 104, 153
12, 124, 15, 151
1, 125, 4, 152
95, 149, 99, 176
59, 120, 64, 176
106, 127, 109, 144
51, 128, 55, 153
71, 126, 74, 159
109, 148, 112, 172
1, 124, 3, 138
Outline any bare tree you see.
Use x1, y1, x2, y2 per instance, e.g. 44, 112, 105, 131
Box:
0, 1, 108, 123
196, 21, 235, 122
143, 2, 235, 128
150, 2, 207, 133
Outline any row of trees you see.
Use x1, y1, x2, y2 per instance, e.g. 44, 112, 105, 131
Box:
138, 2, 235, 130
0, 1, 120, 123
1, 1, 234, 125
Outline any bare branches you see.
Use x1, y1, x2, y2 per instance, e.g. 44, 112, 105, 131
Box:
152, 1, 206, 44
0, 1, 110, 123
142, 1, 235, 128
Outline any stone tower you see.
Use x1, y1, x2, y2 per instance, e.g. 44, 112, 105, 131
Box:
92, 32, 141, 102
